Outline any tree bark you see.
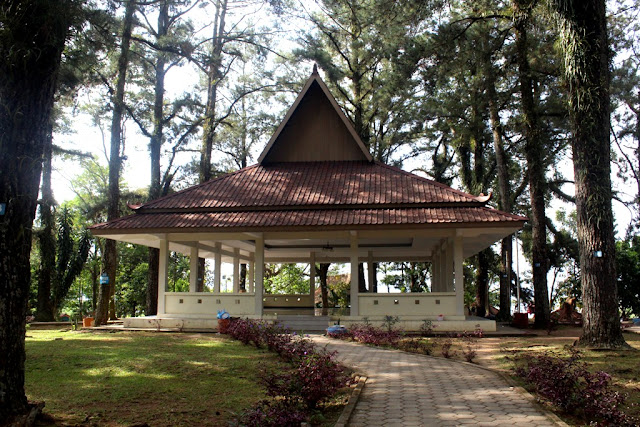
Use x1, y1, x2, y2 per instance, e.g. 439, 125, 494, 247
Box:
199, 0, 227, 183
358, 263, 367, 292
513, 1, 550, 328
96, 0, 136, 326
551, 0, 627, 347
240, 263, 247, 291
0, 0, 72, 420
146, 1, 169, 314
487, 70, 513, 320
317, 263, 330, 316
35, 124, 56, 321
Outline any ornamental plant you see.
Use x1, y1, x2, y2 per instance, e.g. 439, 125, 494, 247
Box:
515, 349, 633, 426
224, 317, 353, 423
235, 399, 306, 427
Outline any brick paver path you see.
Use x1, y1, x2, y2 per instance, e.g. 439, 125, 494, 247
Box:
312, 336, 559, 427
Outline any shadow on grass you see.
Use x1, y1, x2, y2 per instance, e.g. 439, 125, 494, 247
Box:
26, 331, 279, 426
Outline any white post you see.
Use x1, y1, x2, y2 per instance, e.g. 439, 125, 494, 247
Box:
248, 261, 254, 293
440, 245, 447, 292
367, 250, 374, 292
445, 239, 454, 292
255, 235, 264, 317
158, 238, 169, 315
454, 235, 465, 316
214, 242, 221, 293
233, 248, 240, 293
431, 251, 438, 292
309, 251, 316, 298
189, 245, 198, 293
350, 231, 359, 316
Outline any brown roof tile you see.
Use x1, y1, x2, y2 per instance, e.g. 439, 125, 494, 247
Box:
138, 161, 483, 211
91, 207, 526, 233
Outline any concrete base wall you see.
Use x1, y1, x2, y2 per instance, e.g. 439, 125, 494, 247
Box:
124, 314, 495, 332
333, 316, 496, 332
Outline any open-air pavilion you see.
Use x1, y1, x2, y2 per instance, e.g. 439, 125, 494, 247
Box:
90, 69, 526, 332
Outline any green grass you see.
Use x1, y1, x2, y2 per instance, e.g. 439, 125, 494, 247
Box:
25, 329, 283, 426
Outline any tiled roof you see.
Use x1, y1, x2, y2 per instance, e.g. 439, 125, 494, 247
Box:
91, 207, 526, 232
90, 161, 527, 234
139, 161, 483, 211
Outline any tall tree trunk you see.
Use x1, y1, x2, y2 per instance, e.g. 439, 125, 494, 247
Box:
35, 125, 56, 321
317, 263, 330, 316
551, 0, 627, 347
197, 0, 227, 290
146, 0, 169, 315
96, 0, 136, 326
514, 1, 550, 328
240, 263, 247, 291
358, 263, 367, 292
147, 249, 159, 314
475, 249, 491, 317
487, 70, 513, 319
0, 0, 72, 420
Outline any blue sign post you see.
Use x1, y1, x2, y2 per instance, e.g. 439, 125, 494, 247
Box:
0, 203, 5, 215
99, 273, 109, 285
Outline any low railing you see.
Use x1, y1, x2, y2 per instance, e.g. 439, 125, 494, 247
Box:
263, 294, 314, 308
164, 293, 256, 316
358, 293, 457, 317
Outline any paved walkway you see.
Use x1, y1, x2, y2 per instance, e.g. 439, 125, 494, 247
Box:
312, 336, 560, 427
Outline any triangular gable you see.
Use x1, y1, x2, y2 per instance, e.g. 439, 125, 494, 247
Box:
258, 67, 373, 164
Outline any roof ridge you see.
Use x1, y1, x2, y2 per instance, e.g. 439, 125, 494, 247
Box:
373, 161, 484, 203
140, 164, 260, 210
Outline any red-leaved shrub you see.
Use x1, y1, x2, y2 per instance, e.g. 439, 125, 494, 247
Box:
515, 349, 633, 426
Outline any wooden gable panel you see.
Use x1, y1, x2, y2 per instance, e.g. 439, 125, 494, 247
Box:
261, 81, 369, 163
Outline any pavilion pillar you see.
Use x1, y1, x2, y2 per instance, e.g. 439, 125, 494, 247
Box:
309, 252, 316, 298
248, 261, 254, 293
454, 235, 465, 316
437, 250, 444, 292
350, 231, 359, 316
233, 248, 240, 293
158, 237, 169, 315
367, 251, 375, 292
432, 251, 440, 292
445, 239, 454, 292
213, 242, 221, 293
254, 234, 264, 317
189, 245, 199, 293
439, 244, 447, 292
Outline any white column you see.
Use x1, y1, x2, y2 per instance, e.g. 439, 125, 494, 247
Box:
367, 250, 374, 292
233, 248, 240, 293
158, 238, 169, 315
432, 251, 440, 292
350, 231, 359, 316
309, 252, 316, 298
254, 235, 264, 317
214, 242, 221, 293
189, 245, 198, 293
454, 235, 465, 316
445, 239, 454, 292
248, 261, 254, 293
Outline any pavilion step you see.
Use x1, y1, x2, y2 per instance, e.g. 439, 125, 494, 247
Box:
275, 315, 331, 332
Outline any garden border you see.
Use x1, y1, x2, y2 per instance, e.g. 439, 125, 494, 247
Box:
333, 375, 367, 427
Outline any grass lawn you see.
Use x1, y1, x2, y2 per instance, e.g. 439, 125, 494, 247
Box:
25, 329, 287, 426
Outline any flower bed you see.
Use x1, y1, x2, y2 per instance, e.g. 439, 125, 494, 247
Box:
514, 349, 635, 426
225, 318, 353, 426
